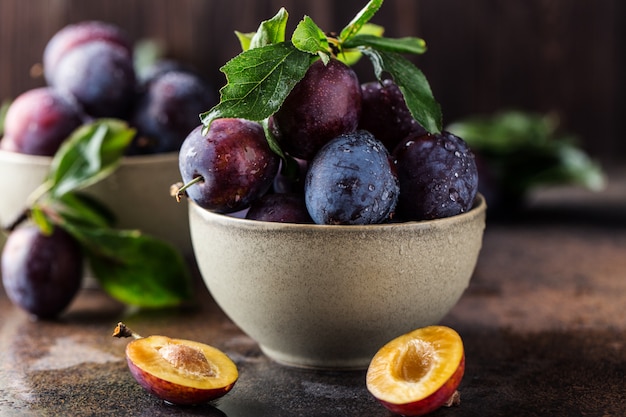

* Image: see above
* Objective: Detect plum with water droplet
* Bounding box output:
[305,130,399,225]
[393,131,478,221]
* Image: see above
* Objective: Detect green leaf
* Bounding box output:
[235,31,255,51]
[65,224,193,308]
[292,16,331,64]
[55,192,117,229]
[339,0,384,42]
[336,23,384,65]
[343,34,427,55]
[447,111,606,193]
[249,7,289,49]
[361,48,442,133]
[200,42,312,128]
[46,119,135,198]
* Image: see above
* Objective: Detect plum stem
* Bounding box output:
[170,176,203,203]
[112,322,142,340]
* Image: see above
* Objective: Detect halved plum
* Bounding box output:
[366,326,464,416]
[114,323,238,405]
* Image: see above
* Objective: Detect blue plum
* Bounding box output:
[305,130,399,225]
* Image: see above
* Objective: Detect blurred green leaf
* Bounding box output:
[46,119,135,198]
[65,223,193,308]
[447,111,606,194]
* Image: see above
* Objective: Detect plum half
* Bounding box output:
[114,323,238,405]
[366,326,465,416]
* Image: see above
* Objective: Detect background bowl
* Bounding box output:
[0,149,190,254]
[189,194,487,370]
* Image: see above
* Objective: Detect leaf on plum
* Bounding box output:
[200,42,312,129]
[339,0,384,42]
[248,7,289,50]
[362,48,442,133]
[343,34,427,55]
[292,16,331,64]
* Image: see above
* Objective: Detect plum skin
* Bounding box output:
[49,40,137,119]
[305,130,399,225]
[127,357,236,406]
[43,20,132,85]
[178,119,280,213]
[0,87,84,156]
[376,355,464,416]
[245,193,313,224]
[359,78,426,151]
[128,70,217,154]
[273,58,362,160]
[1,224,83,319]
[393,131,479,221]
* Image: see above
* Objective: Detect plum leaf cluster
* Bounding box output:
[201,0,442,144]
[15,119,193,308]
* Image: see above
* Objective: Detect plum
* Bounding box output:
[393,131,478,221]
[1,224,83,319]
[49,40,136,119]
[245,193,313,224]
[0,87,84,156]
[305,130,399,225]
[43,20,132,85]
[272,58,362,160]
[359,79,426,151]
[178,119,280,213]
[128,70,217,154]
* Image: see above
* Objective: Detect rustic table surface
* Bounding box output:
[1,168,625,417]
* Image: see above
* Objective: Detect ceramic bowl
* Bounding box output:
[189,194,487,369]
[0,149,190,253]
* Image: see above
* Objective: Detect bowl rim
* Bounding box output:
[190,193,486,232]
[0,148,179,166]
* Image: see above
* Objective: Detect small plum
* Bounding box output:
[245,193,313,224]
[113,323,238,406]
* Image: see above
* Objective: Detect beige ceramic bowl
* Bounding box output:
[189,194,487,369]
[0,149,190,253]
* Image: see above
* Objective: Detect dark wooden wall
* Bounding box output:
[1,0,624,164]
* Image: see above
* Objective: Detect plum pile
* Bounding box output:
[1,21,211,319]
[0,20,217,157]
[178,57,479,225]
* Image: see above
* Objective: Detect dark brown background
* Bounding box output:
[1,0,624,165]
